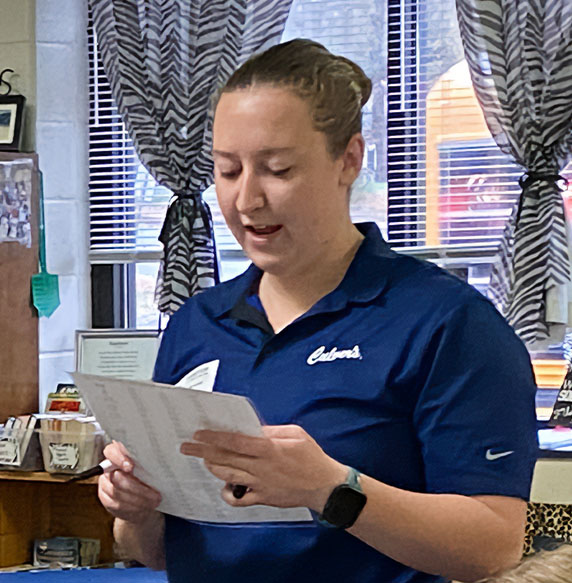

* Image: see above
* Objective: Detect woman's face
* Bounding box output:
[212,86,360,278]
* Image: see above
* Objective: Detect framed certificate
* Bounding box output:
[0,95,25,151]
[75,329,161,380]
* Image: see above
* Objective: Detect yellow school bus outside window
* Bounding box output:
[425,60,491,246]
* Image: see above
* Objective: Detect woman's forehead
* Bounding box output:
[213,87,320,152]
[214,87,312,132]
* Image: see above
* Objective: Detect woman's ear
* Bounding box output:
[339,133,366,188]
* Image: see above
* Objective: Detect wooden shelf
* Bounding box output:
[0,471,98,485]
[0,155,114,569]
[0,471,114,567]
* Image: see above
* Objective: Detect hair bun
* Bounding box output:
[336,55,372,108]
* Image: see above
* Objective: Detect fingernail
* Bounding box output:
[122,460,133,471]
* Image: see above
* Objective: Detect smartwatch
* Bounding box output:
[317,466,367,529]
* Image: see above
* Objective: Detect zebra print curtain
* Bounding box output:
[89,0,293,314]
[456,0,572,347]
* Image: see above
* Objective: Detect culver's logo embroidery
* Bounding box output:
[306,345,363,365]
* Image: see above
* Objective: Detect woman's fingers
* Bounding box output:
[109,469,161,501]
[103,441,134,472]
[98,484,158,523]
[192,430,269,457]
[97,441,161,524]
[203,461,254,487]
[99,472,160,509]
[179,442,203,457]
[180,441,255,470]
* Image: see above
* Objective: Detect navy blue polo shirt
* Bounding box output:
[153,222,538,583]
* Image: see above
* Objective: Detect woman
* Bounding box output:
[99,39,538,582]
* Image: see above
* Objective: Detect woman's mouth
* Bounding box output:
[245,225,282,236]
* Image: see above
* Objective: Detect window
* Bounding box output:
[88,1,572,331]
[88,1,388,328]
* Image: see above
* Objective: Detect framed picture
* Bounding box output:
[0,95,25,151]
[75,329,161,381]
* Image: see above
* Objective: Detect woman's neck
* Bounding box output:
[258,227,364,333]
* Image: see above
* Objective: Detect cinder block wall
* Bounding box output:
[0,0,36,150]
[0,0,91,409]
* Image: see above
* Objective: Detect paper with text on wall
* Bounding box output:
[71,369,312,523]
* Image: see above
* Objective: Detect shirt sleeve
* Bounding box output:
[412,293,538,500]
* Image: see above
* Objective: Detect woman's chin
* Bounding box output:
[245,250,292,276]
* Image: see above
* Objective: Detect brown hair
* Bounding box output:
[214,39,372,158]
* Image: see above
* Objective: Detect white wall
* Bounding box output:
[0,0,36,151]
[36,0,91,408]
[0,0,91,408]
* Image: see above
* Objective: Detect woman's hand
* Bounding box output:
[98,441,162,524]
[180,425,347,511]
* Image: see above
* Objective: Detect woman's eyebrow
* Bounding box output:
[212,147,296,158]
[257,147,296,157]
[212,150,237,159]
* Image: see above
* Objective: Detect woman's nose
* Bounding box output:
[235,171,265,214]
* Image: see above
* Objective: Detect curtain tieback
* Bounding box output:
[159,193,199,244]
[159,191,212,245]
[518,172,568,192]
[515,172,569,224]
[173,191,201,201]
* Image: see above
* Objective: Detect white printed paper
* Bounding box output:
[77,335,159,380]
[48,443,79,470]
[72,370,312,524]
[175,360,219,392]
[0,437,20,465]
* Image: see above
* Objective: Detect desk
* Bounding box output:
[531,458,572,504]
[0,472,115,568]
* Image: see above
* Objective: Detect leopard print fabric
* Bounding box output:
[525,502,572,555]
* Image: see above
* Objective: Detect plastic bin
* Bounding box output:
[36,428,105,474]
[0,424,44,471]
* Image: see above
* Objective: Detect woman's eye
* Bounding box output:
[218,169,240,179]
[271,167,291,177]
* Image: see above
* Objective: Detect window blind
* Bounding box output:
[282,0,388,232]
[386,0,572,251]
[88,1,388,261]
[88,23,169,259]
[89,2,571,262]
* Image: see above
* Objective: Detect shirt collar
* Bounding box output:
[305,222,393,316]
[211,263,262,319]
[214,222,394,320]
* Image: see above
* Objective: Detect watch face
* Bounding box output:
[321,484,367,529]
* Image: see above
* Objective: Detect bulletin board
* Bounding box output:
[0,152,39,422]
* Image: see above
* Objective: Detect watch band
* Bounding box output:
[345,466,362,491]
[317,466,367,529]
